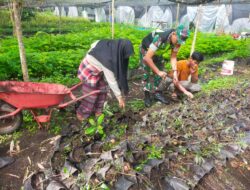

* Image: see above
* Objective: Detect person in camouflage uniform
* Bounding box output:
[140,25,190,107]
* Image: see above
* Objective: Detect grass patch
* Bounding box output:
[201,76,238,93]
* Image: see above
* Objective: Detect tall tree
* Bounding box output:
[11,0,29,81]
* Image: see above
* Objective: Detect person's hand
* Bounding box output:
[190,66,197,74]
[157,71,167,79]
[118,96,125,109]
[185,91,194,99]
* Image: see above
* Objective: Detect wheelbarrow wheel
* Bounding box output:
[0,101,23,135]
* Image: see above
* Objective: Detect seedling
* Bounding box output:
[194,153,205,165]
[84,114,106,139]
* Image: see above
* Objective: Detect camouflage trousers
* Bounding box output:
[140,47,164,92]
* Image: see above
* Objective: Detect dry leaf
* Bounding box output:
[230,160,239,168]
[23,167,29,183]
[247,166,250,171]
[16,141,20,153]
[124,162,131,173]
[40,147,47,152]
[37,163,45,170]
[6,173,20,179]
[27,156,32,165]
[9,140,15,154]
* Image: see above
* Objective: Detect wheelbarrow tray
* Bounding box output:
[0,81,70,109]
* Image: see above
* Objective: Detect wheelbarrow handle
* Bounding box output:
[0,107,22,119]
[58,90,101,108]
[69,82,83,91]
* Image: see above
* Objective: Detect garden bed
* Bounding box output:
[0,58,250,189]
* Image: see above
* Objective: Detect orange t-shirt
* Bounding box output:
[168,60,198,81]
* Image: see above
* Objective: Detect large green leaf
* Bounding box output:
[97,114,105,125]
[85,126,96,136]
[88,118,96,126]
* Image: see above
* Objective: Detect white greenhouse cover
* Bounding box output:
[51,1,250,33]
[181,5,230,32]
[116,6,135,24]
[95,8,106,22]
[81,10,88,19]
[162,8,173,29]
[230,18,250,33]
[54,6,60,16]
[68,6,78,17]
[215,5,231,33]
[138,6,164,29]
[54,6,67,16]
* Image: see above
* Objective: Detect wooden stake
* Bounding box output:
[111,0,115,39]
[12,0,29,81]
[190,5,202,57]
[176,3,180,27]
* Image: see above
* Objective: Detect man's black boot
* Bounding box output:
[154,92,170,104]
[144,91,151,107]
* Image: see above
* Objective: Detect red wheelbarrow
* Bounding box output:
[0,81,100,134]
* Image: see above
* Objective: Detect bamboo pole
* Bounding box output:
[190,5,202,57]
[12,0,29,81]
[176,3,180,27]
[111,0,115,39]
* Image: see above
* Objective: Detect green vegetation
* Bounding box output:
[0,10,249,145]
[126,99,145,112]
[0,131,22,144]
[135,144,163,172]
[1,10,249,84]
[201,76,238,93]
[84,114,106,139]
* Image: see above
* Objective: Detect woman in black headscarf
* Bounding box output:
[76,39,134,121]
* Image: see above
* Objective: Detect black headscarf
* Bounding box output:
[88,39,134,95]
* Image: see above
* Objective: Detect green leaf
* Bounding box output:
[85,126,96,135]
[88,118,96,126]
[63,167,68,174]
[97,114,105,125]
[100,183,110,190]
[97,125,104,135]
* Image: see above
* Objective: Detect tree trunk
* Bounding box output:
[12,0,29,81]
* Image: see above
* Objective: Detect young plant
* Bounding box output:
[194,152,205,165]
[146,145,163,160]
[84,114,106,138]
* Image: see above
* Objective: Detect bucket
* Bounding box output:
[221,60,235,75]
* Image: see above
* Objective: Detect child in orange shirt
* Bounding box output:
[166,51,204,98]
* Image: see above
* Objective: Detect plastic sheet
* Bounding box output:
[215,5,231,33]
[96,164,111,179]
[0,157,15,169]
[164,176,189,190]
[115,176,135,190]
[95,8,106,22]
[68,6,78,17]
[138,6,165,29]
[190,164,207,183]
[230,18,250,33]
[81,10,88,19]
[116,6,135,24]
[54,7,60,16]
[46,181,66,190]
[23,172,46,190]
[60,161,78,180]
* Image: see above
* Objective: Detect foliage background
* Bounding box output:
[0,10,249,85]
